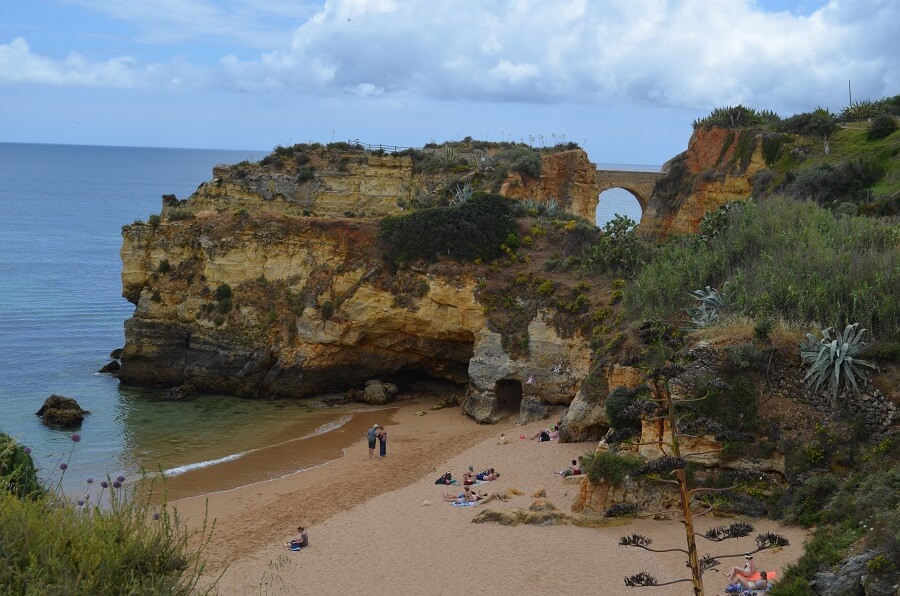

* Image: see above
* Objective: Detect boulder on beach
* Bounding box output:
[35,394,89,429]
[360,380,399,405]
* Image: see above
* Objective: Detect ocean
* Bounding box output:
[0,142,653,498]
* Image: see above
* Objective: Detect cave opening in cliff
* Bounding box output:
[386,369,465,395]
[595,188,643,228]
[494,379,522,419]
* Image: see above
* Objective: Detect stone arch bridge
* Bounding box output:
[594,169,665,213]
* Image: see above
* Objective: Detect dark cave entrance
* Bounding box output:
[386,369,465,397]
[495,378,523,419]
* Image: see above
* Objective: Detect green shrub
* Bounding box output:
[320,300,335,320]
[626,198,900,341]
[787,158,885,206]
[867,115,898,141]
[296,165,316,181]
[605,386,647,429]
[582,214,650,277]
[148,214,162,228]
[213,284,232,301]
[582,451,643,486]
[0,433,215,595]
[692,105,775,129]
[783,474,840,526]
[777,107,838,139]
[157,259,171,274]
[380,193,517,265]
[754,319,773,343]
[0,434,42,499]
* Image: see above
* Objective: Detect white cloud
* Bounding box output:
[7,0,899,113]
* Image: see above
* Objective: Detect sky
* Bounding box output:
[1,0,898,164]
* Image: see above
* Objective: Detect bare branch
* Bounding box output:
[624,572,694,588]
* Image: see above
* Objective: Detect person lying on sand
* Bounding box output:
[442,486,489,503]
[476,468,499,481]
[732,570,768,591]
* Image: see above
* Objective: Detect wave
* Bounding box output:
[162,451,250,477]
[161,413,354,477]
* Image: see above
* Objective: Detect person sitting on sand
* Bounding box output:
[559,458,581,477]
[499,432,509,445]
[285,526,309,550]
[531,425,558,442]
[733,570,768,591]
[725,553,756,582]
[435,471,456,485]
[462,466,479,485]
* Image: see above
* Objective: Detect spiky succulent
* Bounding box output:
[703,523,754,541]
[800,323,877,401]
[624,572,659,587]
[686,285,726,328]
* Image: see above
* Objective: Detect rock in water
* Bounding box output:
[99,360,120,374]
[167,383,197,401]
[35,395,89,429]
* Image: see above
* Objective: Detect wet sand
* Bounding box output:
[173,399,807,595]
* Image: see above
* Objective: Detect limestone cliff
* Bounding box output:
[120,141,630,422]
[640,126,769,238]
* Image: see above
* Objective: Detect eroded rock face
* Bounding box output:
[499,149,601,221]
[559,364,645,442]
[36,395,89,429]
[640,126,768,239]
[463,311,592,423]
[120,216,485,398]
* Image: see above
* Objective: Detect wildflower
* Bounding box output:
[59,463,68,470]
[100,480,109,488]
[71,433,81,442]
[86,478,94,484]
[116,475,126,483]
[153,512,160,520]
[23,446,32,454]
[113,481,122,489]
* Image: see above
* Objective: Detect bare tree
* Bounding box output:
[618,366,789,596]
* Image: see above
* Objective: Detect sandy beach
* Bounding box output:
[174,398,807,596]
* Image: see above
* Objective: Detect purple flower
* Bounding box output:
[116,475,126,483]
[71,433,81,442]
[77,499,84,506]
[23,446,32,454]
[113,481,122,489]
[59,463,68,471]
[86,478,94,484]
[152,512,160,520]
[100,480,109,488]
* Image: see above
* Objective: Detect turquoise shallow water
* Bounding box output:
[0,143,348,495]
[0,142,655,496]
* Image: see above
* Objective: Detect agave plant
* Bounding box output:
[450,182,473,206]
[685,285,726,328]
[840,99,883,121]
[800,323,877,405]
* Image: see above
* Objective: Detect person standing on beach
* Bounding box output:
[367,424,379,459]
[378,425,387,457]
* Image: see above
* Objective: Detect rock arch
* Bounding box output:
[594,169,664,213]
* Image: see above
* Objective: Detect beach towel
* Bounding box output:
[452,500,481,507]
